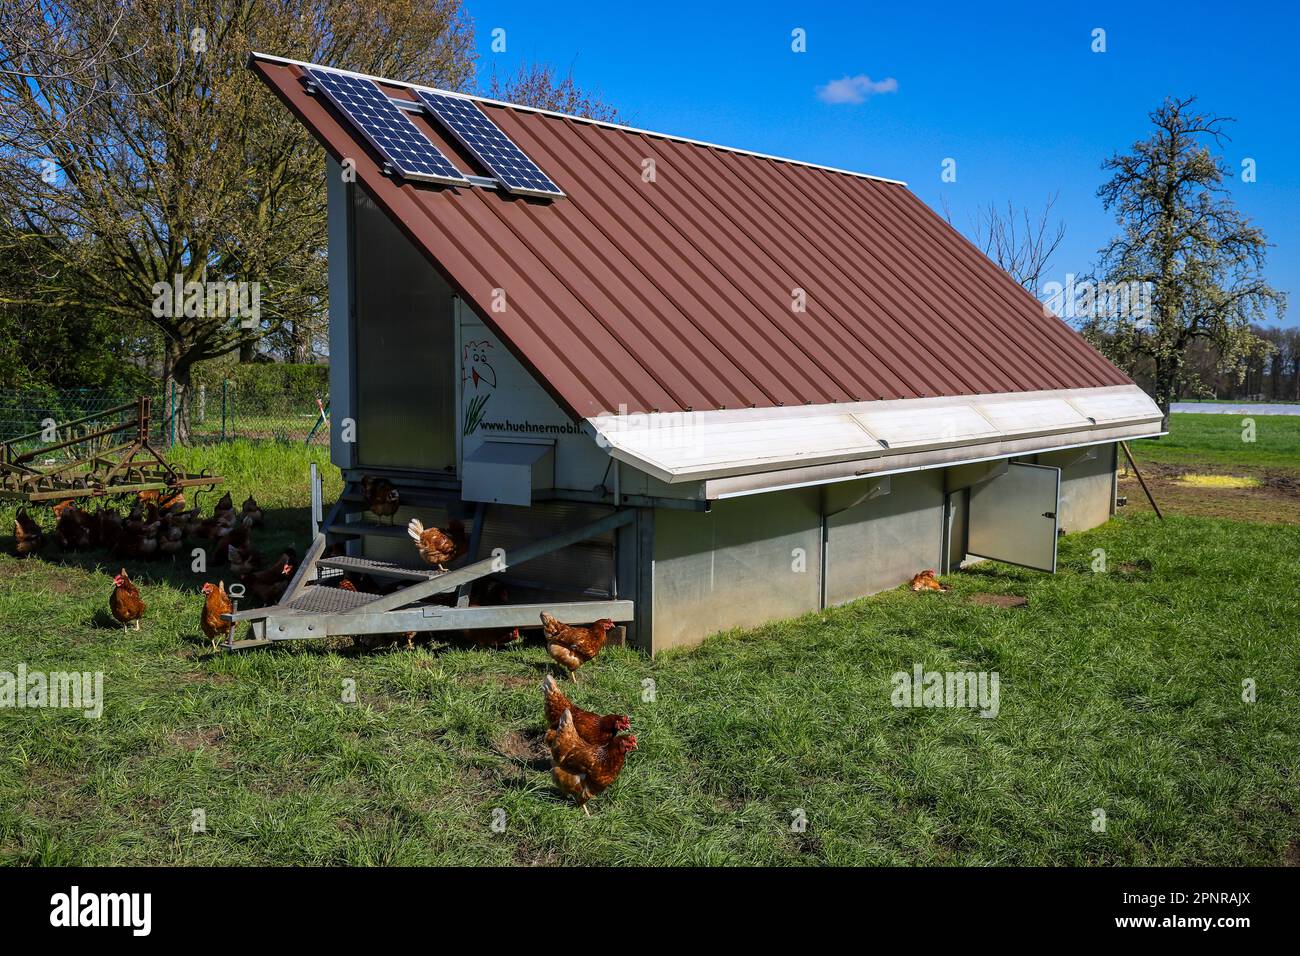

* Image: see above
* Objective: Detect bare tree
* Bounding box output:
[944,193,1066,292]
[486,61,621,123]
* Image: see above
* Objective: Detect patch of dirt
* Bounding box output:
[169,726,226,751]
[969,594,1028,608]
[1120,462,1300,524]
[493,728,548,763]
[1285,841,1300,867]
[1117,560,1153,579]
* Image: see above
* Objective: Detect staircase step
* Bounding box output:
[285,584,385,614]
[317,554,442,582]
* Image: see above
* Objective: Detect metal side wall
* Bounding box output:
[650,488,821,653]
[823,470,945,606]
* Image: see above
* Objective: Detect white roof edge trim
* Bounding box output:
[709,431,1168,500]
[587,384,1162,485]
[250,52,907,187]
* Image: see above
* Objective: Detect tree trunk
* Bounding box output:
[1153,356,1178,429]
[164,340,195,446]
[239,339,255,363]
[289,320,311,364]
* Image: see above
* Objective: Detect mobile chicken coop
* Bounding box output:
[237,53,1164,653]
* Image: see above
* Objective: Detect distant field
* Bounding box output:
[1129,412,1300,473]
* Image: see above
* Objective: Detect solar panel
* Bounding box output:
[306,67,468,186]
[415,89,564,199]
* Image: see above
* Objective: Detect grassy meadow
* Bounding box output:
[0,422,1296,866]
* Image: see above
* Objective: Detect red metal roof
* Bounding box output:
[252,54,1132,420]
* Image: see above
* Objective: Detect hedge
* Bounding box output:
[191,363,329,405]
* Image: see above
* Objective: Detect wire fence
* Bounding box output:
[0,385,330,450]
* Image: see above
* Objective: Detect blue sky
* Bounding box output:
[469,0,1296,328]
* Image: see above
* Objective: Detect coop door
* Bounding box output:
[967,462,1061,573]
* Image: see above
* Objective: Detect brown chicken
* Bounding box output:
[213,515,254,565]
[909,569,951,592]
[212,491,234,520]
[55,503,90,551]
[227,543,263,576]
[407,517,467,571]
[361,475,400,524]
[241,495,263,527]
[14,507,44,557]
[546,708,637,814]
[242,551,297,605]
[541,612,615,682]
[138,488,185,513]
[96,507,123,553]
[541,674,630,746]
[157,517,185,561]
[109,569,145,632]
[199,581,233,652]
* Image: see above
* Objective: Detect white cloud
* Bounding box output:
[816,74,899,105]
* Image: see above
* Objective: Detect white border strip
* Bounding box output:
[250,51,908,187]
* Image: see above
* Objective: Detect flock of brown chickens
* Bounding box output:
[13,489,295,651]
[358,475,637,811]
[17,475,638,810]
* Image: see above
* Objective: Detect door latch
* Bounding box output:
[1042,511,1056,519]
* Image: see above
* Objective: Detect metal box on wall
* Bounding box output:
[462,441,555,506]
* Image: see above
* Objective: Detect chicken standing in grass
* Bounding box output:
[407,517,467,572]
[541,612,615,682]
[200,582,233,652]
[541,674,629,745]
[212,491,234,521]
[362,475,400,525]
[109,569,145,632]
[13,507,44,557]
[546,708,637,814]
[241,495,264,527]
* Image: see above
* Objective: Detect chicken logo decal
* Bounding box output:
[462,339,497,436]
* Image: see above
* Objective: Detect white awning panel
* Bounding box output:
[588,384,1163,487]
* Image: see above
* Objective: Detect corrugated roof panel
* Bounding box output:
[252,54,1134,419]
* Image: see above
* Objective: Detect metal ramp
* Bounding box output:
[222,473,633,649]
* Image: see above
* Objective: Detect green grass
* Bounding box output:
[2,438,1298,863]
[1131,412,1300,473]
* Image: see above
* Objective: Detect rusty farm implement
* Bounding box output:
[0,397,222,505]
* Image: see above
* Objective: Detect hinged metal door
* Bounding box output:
[967,462,1061,572]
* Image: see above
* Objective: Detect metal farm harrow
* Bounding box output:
[0,397,221,504]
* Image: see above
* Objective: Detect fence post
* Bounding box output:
[198,384,206,425]
[169,381,177,448]
[221,380,229,442]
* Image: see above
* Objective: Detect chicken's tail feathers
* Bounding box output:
[407,518,425,542]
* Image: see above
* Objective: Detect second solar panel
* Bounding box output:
[416,89,564,199]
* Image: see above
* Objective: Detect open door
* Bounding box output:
[967,462,1061,572]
